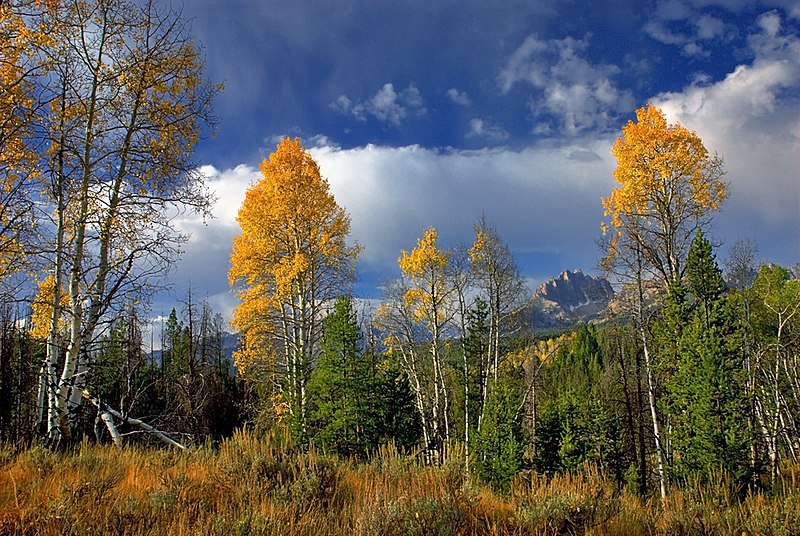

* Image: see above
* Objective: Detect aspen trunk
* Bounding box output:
[83,390,186,450]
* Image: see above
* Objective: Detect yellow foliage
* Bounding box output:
[29,276,69,340]
[399,227,449,279]
[229,138,359,369]
[0,3,40,283]
[602,104,727,232]
[600,104,727,280]
[507,333,575,369]
[397,227,451,326]
[533,334,575,362]
[469,228,488,264]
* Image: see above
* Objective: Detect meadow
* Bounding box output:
[1,429,799,536]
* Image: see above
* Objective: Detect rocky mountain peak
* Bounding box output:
[529,269,615,329]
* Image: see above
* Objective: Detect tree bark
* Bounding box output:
[83,390,186,450]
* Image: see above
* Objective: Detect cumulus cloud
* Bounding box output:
[164,8,799,320]
[163,141,617,313]
[160,164,259,319]
[447,87,471,105]
[497,35,634,135]
[467,118,509,140]
[308,141,616,280]
[331,83,427,126]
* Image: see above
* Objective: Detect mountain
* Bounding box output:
[527,269,615,330]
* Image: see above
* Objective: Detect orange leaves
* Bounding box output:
[0,3,41,283]
[399,227,449,282]
[274,251,310,301]
[229,138,358,367]
[601,104,728,284]
[230,139,353,297]
[396,227,453,327]
[602,104,727,233]
[29,276,69,340]
[469,228,488,264]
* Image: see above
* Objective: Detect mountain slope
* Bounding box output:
[528,269,615,330]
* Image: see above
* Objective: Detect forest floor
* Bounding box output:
[1,430,798,535]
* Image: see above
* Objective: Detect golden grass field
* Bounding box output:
[1,430,798,535]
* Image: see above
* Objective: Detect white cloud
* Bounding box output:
[164,8,799,322]
[695,14,725,39]
[643,20,689,46]
[447,87,471,105]
[642,2,783,57]
[467,118,509,140]
[498,35,634,135]
[644,15,726,57]
[308,141,616,277]
[331,83,427,126]
[164,142,616,316]
[162,164,259,321]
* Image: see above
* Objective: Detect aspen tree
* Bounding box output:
[601,104,727,498]
[377,227,456,460]
[229,138,358,438]
[29,0,218,442]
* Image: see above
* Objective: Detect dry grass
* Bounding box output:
[0,433,797,535]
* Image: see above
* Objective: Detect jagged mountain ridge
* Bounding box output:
[529,269,615,330]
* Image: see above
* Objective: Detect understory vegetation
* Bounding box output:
[1,429,799,536]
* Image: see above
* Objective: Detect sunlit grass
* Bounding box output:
[1,431,797,535]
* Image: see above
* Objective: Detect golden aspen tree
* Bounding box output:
[378,227,455,459]
[600,104,728,499]
[229,138,358,437]
[29,0,218,443]
[0,1,42,284]
[602,103,727,287]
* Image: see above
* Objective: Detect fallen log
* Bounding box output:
[82,390,186,450]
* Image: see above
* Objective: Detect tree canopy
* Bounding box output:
[602,103,727,287]
[229,137,359,435]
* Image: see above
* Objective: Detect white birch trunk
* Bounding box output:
[83,390,186,450]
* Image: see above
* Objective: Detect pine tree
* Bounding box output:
[308,296,379,458]
[376,359,422,452]
[662,231,751,485]
[473,377,524,491]
[461,298,488,435]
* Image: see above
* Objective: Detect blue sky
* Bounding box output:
[160,0,800,322]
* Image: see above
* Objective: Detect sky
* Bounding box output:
[157,0,800,324]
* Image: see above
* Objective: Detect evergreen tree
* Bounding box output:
[376,359,422,452]
[161,308,188,375]
[662,231,751,485]
[686,229,727,328]
[473,377,524,491]
[308,296,379,457]
[461,298,488,436]
[532,328,625,481]
[532,400,566,474]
